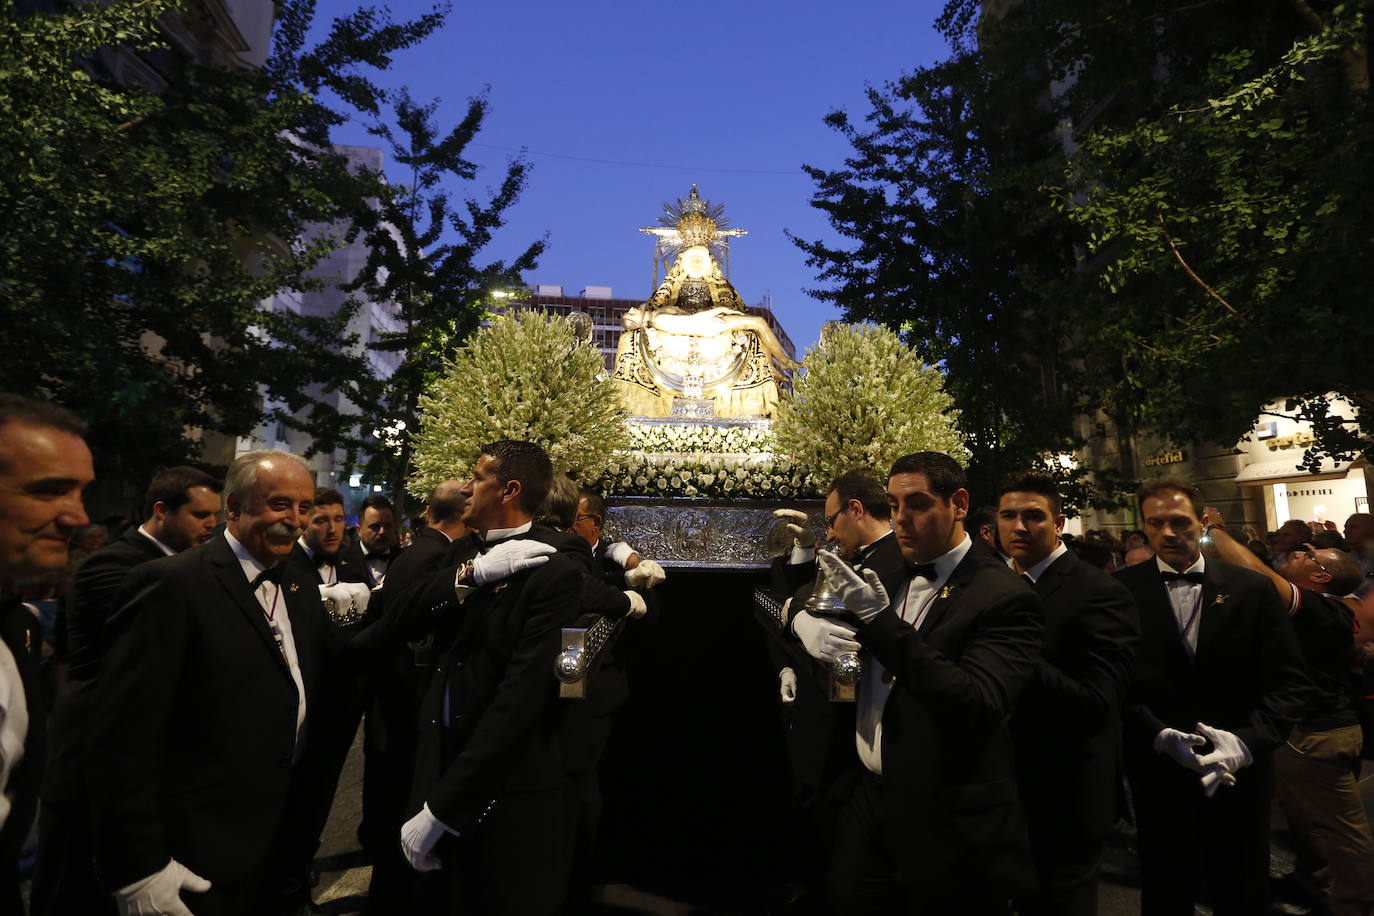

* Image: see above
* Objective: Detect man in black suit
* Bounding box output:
[87,449,336,915]
[265,485,375,912]
[35,465,222,916]
[361,479,469,913]
[0,394,94,914]
[996,469,1138,916]
[769,470,904,904]
[346,493,402,587]
[395,440,581,915]
[810,451,1042,914]
[284,487,368,588]
[1115,477,1310,915]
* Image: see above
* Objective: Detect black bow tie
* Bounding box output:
[252,565,284,589]
[1161,571,1205,585]
[907,562,939,582]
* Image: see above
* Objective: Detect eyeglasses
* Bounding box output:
[574,514,599,523]
[824,507,847,530]
[1292,543,1329,573]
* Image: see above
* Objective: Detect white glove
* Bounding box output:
[1195,722,1252,795]
[774,509,817,549]
[401,803,453,872]
[1152,727,1207,772]
[114,859,211,916]
[625,559,666,590]
[471,540,557,586]
[623,590,647,619]
[780,667,797,704]
[816,553,890,623]
[319,581,372,616]
[605,541,637,568]
[1200,766,1238,797]
[792,609,860,663]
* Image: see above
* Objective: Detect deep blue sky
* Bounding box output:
[321,1,952,354]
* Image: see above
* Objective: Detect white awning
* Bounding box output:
[1235,455,1358,486]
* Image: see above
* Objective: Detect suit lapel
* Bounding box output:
[207,537,292,679]
[1194,561,1230,661]
[916,550,980,636]
[1035,550,1076,603]
[282,574,320,694]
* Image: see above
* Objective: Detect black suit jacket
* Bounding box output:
[403,528,582,833]
[86,535,340,890]
[857,544,1042,896]
[1011,548,1139,840]
[283,541,368,587]
[0,595,44,906]
[1115,557,1310,766]
[45,528,168,805]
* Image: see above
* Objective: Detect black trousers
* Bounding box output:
[31,797,115,916]
[826,770,1011,916]
[1128,754,1273,916]
[431,789,566,916]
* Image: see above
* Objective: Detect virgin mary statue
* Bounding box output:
[611,188,798,419]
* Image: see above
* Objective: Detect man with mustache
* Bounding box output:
[87,449,336,915]
[0,394,94,913]
[35,465,222,916]
[997,469,1138,916]
[266,487,372,913]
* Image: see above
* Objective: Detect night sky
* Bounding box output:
[320,0,951,354]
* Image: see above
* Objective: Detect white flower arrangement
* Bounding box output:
[590,453,824,500]
[622,422,774,455]
[772,322,969,481]
[408,312,630,496]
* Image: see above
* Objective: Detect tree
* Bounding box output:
[0,0,445,484]
[790,39,1109,507]
[344,89,545,512]
[1045,1,1374,468]
[798,0,1374,504]
[772,322,968,482]
[408,312,628,498]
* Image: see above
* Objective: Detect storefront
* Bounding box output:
[1235,399,1369,531]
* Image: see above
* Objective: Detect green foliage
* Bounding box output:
[0,0,445,481]
[801,0,1374,504]
[345,90,544,510]
[772,323,968,483]
[409,312,629,496]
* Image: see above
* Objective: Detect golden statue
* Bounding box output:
[612,188,799,418]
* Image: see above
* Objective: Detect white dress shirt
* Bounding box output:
[1158,553,1206,654]
[856,533,973,775]
[297,536,340,585]
[136,525,177,557]
[0,635,27,830]
[226,531,307,750]
[360,539,391,586]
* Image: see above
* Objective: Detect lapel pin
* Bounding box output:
[493,582,509,594]
[289,583,299,593]
[939,586,952,600]
[1213,594,1228,605]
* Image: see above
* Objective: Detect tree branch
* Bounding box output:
[1154,214,1243,320]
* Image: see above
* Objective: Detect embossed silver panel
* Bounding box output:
[604,498,824,568]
